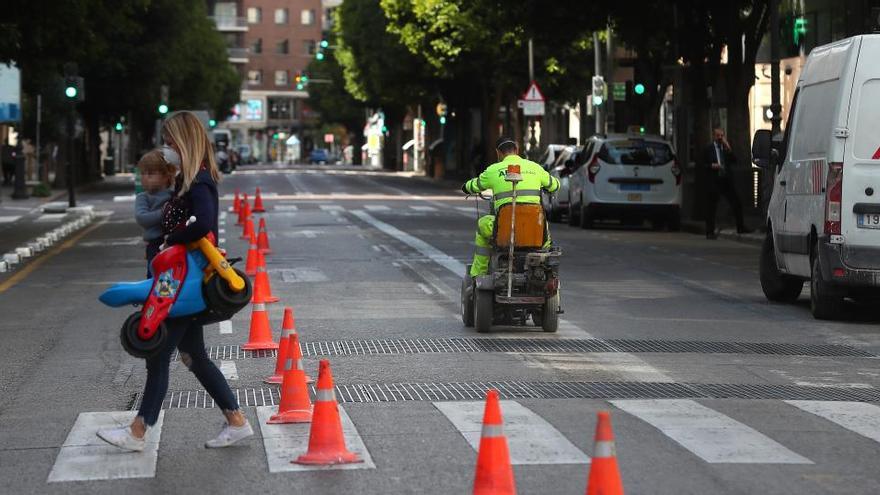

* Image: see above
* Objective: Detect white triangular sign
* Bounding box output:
[522,81,545,101]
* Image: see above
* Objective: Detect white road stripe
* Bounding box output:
[0,215,21,223]
[219,361,238,380]
[219,320,233,334]
[786,401,880,444]
[364,205,390,211]
[320,205,343,212]
[35,213,66,222]
[276,267,328,283]
[410,205,437,211]
[434,400,589,465]
[275,204,299,211]
[417,283,433,295]
[47,411,165,482]
[611,400,812,464]
[255,405,375,472]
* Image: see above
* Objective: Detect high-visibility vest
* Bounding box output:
[463,154,559,209]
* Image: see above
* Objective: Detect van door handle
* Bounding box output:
[779,180,787,186]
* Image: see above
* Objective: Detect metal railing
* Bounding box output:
[227,47,250,59]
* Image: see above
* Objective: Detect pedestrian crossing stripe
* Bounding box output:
[255,405,375,472]
[364,205,390,211]
[319,205,343,211]
[47,411,165,482]
[410,205,437,211]
[0,215,21,223]
[786,400,880,444]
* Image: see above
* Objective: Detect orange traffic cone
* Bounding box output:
[232,188,240,214]
[245,232,260,276]
[236,197,246,225]
[253,251,279,303]
[257,217,272,254]
[473,389,516,495]
[253,187,266,213]
[265,307,295,384]
[293,360,363,465]
[585,411,624,495]
[268,334,313,423]
[242,296,278,351]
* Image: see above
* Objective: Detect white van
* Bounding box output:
[754,34,880,320]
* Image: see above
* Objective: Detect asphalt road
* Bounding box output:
[2,164,880,494]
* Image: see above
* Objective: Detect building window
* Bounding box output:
[247,70,262,85]
[274,8,288,24]
[304,40,317,55]
[276,39,289,54]
[274,70,288,86]
[301,9,316,25]
[268,97,296,120]
[247,7,261,24]
[250,38,262,54]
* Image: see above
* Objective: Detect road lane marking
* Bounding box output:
[219,320,233,334]
[611,399,812,464]
[364,204,390,212]
[320,205,343,212]
[786,401,880,444]
[255,405,375,472]
[434,400,589,465]
[276,268,328,283]
[220,361,238,380]
[418,283,433,294]
[47,411,164,482]
[0,215,21,223]
[410,205,437,211]
[35,213,66,222]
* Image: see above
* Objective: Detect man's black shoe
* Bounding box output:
[706,232,718,240]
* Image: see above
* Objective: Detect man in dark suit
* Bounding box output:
[703,127,751,239]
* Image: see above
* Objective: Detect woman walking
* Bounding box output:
[98,111,253,451]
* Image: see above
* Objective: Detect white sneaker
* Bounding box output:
[205,420,254,448]
[96,426,146,452]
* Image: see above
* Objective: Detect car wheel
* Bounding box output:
[579,204,594,229]
[759,232,803,302]
[810,245,844,320]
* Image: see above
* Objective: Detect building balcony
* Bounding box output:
[227,47,249,64]
[210,15,248,32]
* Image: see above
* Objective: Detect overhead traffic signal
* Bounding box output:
[114,121,123,132]
[158,104,169,115]
[316,51,325,61]
[633,83,646,95]
[158,84,169,115]
[64,76,85,102]
[320,39,329,49]
[591,75,605,106]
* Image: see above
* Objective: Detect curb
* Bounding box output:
[681,220,764,246]
[0,206,97,274]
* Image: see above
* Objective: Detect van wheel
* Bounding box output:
[760,233,803,302]
[811,248,844,320]
[579,205,594,229]
[567,202,579,226]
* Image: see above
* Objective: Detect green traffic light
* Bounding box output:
[439,116,447,125]
[272,133,279,140]
[639,126,646,134]
[208,119,217,128]
[65,86,77,98]
[301,75,309,83]
[158,103,169,114]
[634,83,646,95]
[296,83,304,90]
[114,122,123,132]
[592,96,603,106]
[381,125,388,133]
[793,17,807,45]
[320,40,329,49]
[316,52,325,61]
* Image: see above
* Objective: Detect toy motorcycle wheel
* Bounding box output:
[120,312,168,359]
[204,267,252,312]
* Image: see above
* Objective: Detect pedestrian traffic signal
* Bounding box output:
[158,104,169,115]
[633,83,646,95]
[114,122,123,132]
[65,86,77,98]
[316,52,325,61]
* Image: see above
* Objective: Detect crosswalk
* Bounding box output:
[46,398,880,482]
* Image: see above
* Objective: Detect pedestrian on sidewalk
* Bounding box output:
[134,149,176,276]
[702,127,751,239]
[98,111,253,452]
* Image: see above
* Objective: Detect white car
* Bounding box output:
[542,145,579,222]
[567,134,681,229]
[754,34,880,320]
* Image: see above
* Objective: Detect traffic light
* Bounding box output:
[158,104,169,115]
[158,84,169,115]
[64,76,84,102]
[316,51,325,61]
[208,119,217,128]
[320,39,329,49]
[793,16,807,45]
[591,75,605,106]
[114,121,123,132]
[439,116,447,125]
[633,83,646,95]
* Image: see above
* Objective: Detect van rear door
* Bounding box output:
[842,35,880,269]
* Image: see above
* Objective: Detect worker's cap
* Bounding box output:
[495,137,517,150]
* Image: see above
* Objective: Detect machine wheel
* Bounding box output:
[204,267,252,312]
[461,275,475,327]
[542,294,559,333]
[760,232,803,302]
[810,246,843,320]
[120,312,168,359]
[474,289,493,333]
[579,205,594,229]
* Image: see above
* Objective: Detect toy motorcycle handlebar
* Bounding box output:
[181,216,246,293]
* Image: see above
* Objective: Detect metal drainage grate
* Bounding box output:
[172,346,276,361]
[133,381,880,409]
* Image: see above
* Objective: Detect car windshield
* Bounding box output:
[598,139,673,166]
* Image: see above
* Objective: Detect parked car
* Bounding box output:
[309,148,331,164]
[753,34,880,320]
[538,144,570,170]
[542,145,579,222]
[567,133,681,230]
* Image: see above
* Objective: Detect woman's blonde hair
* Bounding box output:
[161,111,220,194]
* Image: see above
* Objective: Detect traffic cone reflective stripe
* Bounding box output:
[245,233,259,276]
[473,389,516,495]
[267,307,296,383]
[257,217,272,254]
[293,360,363,465]
[242,301,278,350]
[268,335,312,423]
[233,189,240,214]
[585,411,624,495]
[253,187,266,212]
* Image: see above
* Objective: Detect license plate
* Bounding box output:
[627,193,643,202]
[619,183,650,192]
[858,213,880,229]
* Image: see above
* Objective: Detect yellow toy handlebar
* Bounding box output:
[189,237,247,292]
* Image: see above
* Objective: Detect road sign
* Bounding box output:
[612,83,626,102]
[519,80,545,116]
[324,133,334,144]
